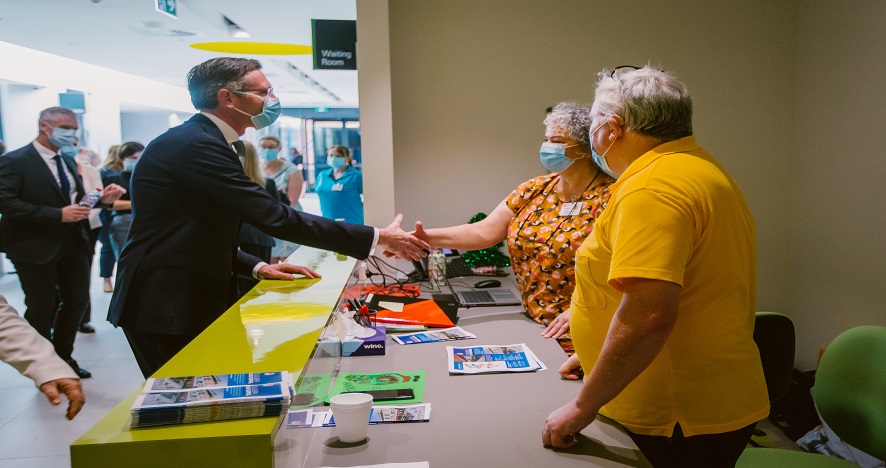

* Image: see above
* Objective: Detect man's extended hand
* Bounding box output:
[542,399,598,449]
[61,205,92,223]
[99,183,126,205]
[39,378,85,420]
[377,214,429,261]
[542,309,571,339]
[258,263,321,280]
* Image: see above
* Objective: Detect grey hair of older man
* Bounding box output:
[591,66,693,143]
[543,102,593,149]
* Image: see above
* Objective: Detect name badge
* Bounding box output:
[559,202,584,217]
[332,183,344,192]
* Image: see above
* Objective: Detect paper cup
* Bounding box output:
[330,393,373,443]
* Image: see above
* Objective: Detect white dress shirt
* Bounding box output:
[33,141,77,204]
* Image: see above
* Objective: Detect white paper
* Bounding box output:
[378,301,404,312]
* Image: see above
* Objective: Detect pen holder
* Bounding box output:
[353,309,377,328]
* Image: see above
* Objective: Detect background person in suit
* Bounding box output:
[0,295,84,420]
[0,107,125,378]
[108,57,428,378]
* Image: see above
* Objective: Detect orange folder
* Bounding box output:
[375,299,455,328]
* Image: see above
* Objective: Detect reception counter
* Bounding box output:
[72,249,647,467]
[71,247,355,467]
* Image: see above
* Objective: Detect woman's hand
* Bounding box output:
[542,309,571,339]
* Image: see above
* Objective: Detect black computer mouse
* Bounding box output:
[473,279,501,289]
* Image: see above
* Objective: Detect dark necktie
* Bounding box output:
[53,155,71,202]
[232,140,246,157]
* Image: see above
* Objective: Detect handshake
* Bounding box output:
[376,214,430,261]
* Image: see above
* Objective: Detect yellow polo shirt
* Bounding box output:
[571,135,769,437]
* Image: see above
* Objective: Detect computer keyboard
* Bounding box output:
[445,256,475,278]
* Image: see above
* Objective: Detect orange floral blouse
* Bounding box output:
[505,173,613,324]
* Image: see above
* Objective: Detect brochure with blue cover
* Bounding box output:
[447,344,546,374]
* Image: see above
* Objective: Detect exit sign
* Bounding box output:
[155,0,177,19]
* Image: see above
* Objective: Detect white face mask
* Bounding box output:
[590,120,619,178]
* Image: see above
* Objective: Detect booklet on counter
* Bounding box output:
[447,344,547,374]
[392,326,476,345]
[287,403,432,429]
[130,371,293,428]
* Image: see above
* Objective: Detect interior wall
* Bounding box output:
[120,112,192,148]
[0,84,63,150]
[789,1,886,369]
[380,0,795,313]
[358,0,886,371]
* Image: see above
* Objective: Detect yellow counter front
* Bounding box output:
[71,247,355,467]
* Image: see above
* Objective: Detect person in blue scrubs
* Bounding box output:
[315,145,364,224]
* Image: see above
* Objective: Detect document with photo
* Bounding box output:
[144,372,289,392]
[392,326,476,345]
[447,344,546,374]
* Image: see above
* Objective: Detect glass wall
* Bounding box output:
[245,108,360,192]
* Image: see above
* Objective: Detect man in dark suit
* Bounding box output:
[0,107,125,378]
[109,57,428,378]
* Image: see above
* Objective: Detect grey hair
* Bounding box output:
[543,102,593,149]
[38,106,77,124]
[591,66,693,141]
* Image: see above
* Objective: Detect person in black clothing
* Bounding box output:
[237,141,278,296]
[0,107,125,378]
[101,142,144,260]
[108,57,428,378]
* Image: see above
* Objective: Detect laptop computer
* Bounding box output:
[444,275,521,308]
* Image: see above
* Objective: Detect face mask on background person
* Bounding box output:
[48,127,77,148]
[59,145,79,158]
[590,120,620,178]
[233,94,282,130]
[123,158,138,172]
[539,142,580,173]
[327,155,348,169]
[259,148,279,162]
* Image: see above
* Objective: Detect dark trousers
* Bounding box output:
[122,328,194,378]
[627,422,756,468]
[81,227,101,324]
[97,210,115,278]
[12,247,90,361]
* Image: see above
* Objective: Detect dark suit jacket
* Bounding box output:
[0,143,88,264]
[108,114,375,336]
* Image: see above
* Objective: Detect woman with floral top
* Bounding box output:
[414,102,614,353]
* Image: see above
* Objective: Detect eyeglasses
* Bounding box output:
[232,87,274,98]
[609,65,641,78]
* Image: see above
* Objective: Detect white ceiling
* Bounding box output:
[0,0,359,111]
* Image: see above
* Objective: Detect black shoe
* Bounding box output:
[78,322,96,333]
[64,359,92,379]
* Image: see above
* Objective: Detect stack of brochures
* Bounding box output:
[447,344,547,374]
[130,372,294,428]
[392,326,476,345]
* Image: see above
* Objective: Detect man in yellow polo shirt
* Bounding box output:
[542,66,769,467]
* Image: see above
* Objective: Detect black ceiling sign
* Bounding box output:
[311,19,357,70]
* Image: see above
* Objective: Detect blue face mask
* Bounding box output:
[59,145,79,158]
[234,95,281,130]
[48,127,77,148]
[326,155,348,169]
[259,148,279,162]
[539,142,576,173]
[590,121,620,178]
[123,158,138,172]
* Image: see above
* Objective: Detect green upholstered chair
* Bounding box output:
[738,325,886,467]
